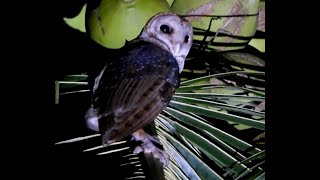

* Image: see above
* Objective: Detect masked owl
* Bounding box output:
[85,12,193,166]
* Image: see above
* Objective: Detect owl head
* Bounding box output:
[139,12,193,73]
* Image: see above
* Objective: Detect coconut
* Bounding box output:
[86,0,171,49]
[171,0,260,51]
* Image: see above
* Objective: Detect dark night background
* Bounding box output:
[0,0,174,178]
[43,0,166,179]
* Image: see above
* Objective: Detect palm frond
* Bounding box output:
[54,66,265,179]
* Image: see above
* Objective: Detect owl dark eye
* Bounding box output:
[184,35,189,43]
[160,24,172,34]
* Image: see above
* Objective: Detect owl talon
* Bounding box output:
[132,129,169,167]
[148,135,161,144]
[131,133,160,144]
[133,140,169,167]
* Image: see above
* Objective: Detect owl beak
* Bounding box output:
[173,44,181,55]
[175,56,185,73]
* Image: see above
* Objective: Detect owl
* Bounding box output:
[85,12,193,166]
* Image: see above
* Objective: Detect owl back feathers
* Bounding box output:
[86,40,180,145]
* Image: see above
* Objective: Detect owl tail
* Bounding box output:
[85,106,99,132]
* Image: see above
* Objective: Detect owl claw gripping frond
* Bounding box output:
[132,129,169,167]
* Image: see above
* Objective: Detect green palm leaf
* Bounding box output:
[54,68,265,179]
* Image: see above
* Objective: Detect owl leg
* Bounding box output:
[131,129,169,167]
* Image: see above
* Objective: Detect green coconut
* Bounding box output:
[86,0,171,49]
[171,0,260,51]
[166,0,175,6]
[248,1,265,52]
[63,3,87,33]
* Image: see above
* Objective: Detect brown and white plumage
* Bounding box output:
[85,12,193,166]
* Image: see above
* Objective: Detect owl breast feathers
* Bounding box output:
[86,40,180,145]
